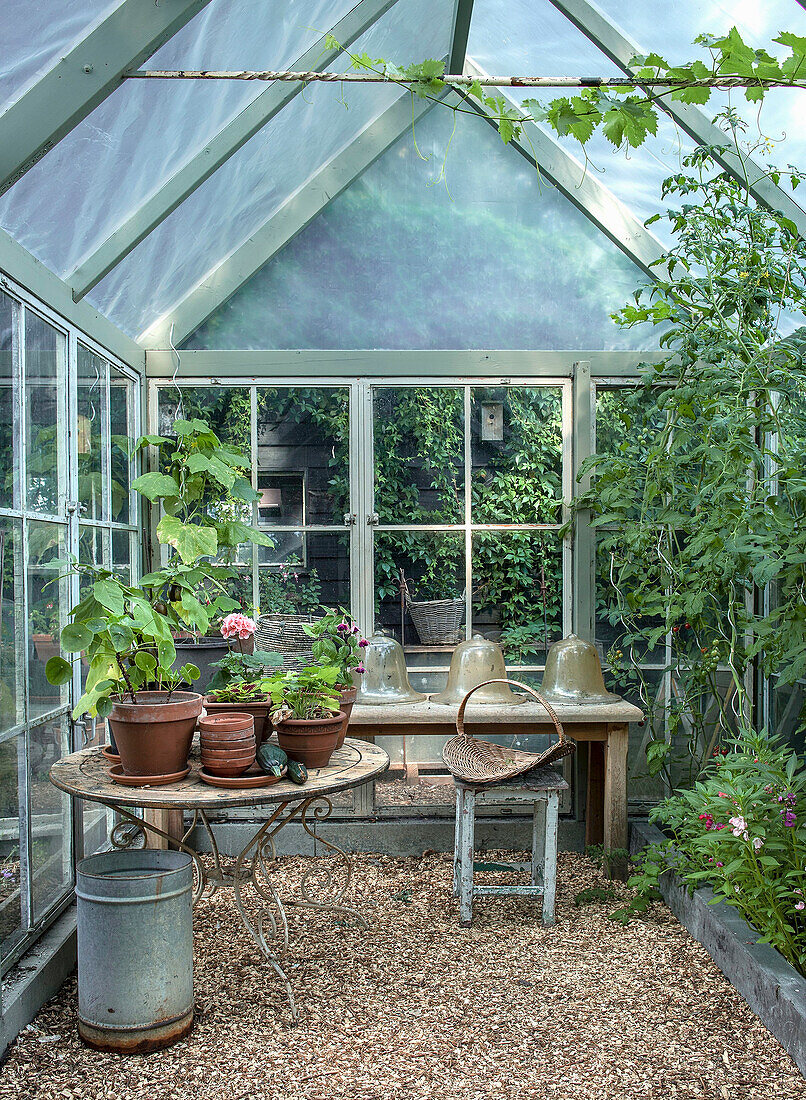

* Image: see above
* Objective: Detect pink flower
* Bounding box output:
[797,902,805,911]
[220,612,256,640]
[752,837,763,850]
[729,815,748,838]
[359,638,369,647]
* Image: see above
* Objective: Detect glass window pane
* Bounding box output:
[111,527,132,585]
[0,290,15,510]
[258,532,349,617]
[0,734,24,957]
[374,531,465,650]
[472,532,563,664]
[110,365,133,524]
[471,387,563,524]
[0,519,23,734]
[25,310,66,515]
[27,521,68,719]
[158,385,250,449]
[257,387,349,525]
[30,713,72,920]
[374,388,464,522]
[77,344,107,522]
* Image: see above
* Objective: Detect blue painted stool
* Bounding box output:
[452,766,568,926]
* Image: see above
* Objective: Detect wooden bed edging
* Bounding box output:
[631,820,806,1077]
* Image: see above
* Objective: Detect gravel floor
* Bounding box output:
[1,850,803,1100]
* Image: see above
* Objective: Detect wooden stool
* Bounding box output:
[452,766,568,926]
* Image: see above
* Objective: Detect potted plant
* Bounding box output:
[46,418,272,780]
[263,664,344,769]
[203,616,283,743]
[303,608,367,748]
[136,417,273,691]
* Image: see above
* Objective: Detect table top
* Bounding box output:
[49,737,389,811]
[350,698,643,725]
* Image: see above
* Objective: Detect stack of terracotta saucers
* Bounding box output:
[198,713,256,777]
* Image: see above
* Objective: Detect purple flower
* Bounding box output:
[355,665,365,674]
[784,810,797,827]
[336,623,348,634]
[359,638,369,647]
[351,625,359,634]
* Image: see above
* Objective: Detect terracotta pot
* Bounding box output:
[335,684,357,749]
[109,691,202,778]
[33,633,60,665]
[275,711,345,769]
[198,712,255,738]
[229,635,255,655]
[203,699,271,744]
[201,746,255,763]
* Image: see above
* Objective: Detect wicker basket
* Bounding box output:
[403,578,464,646]
[254,613,317,670]
[443,679,576,785]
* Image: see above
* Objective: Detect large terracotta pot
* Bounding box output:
[274,711,345,769]
[108,691,202,778]
[335,685,357,750]
[203,698,272,744]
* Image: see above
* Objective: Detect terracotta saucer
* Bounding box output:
[199,763,286,789]
[109,764,191,787]
[101,745,121,763]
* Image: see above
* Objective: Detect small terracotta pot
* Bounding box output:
[335,685,357,750]
[275,711,345,769]
[109,691,202,778]
[198,712,255,738]
[200,742,255,759]
[202,699,271,744]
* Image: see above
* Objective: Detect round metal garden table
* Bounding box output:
[50,737,389,1020]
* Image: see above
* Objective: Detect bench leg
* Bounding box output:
[542,792,559,926]
[455,787,475,925]
[531,798,544,886]
[452,788,462,897]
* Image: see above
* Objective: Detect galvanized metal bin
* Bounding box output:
[76,849,194,1053]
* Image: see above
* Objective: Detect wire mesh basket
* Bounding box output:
[402,577,465,646]
[443,679,577,784]
[254,613,317,670]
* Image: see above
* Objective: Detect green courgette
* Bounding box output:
[256,742,287,777]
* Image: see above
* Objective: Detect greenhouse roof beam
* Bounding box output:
[448,0,475,74]
[138,92,442,349]
[462,60,666,279]
[69,0,402,302]
[0,0,214,198]
[548,0,806,238]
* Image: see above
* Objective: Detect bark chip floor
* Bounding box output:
[1,851,802,1100]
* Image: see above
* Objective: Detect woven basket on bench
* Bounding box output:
[402,577,464,646]
[443,679,576,785]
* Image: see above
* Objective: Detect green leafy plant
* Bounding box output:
[570,131,806,782]
[206,679,270,703]
[262,665,342,720]
[47,418,274,716]
[615,730,806,976]
[303,608,367,686]
[205,649,283,694]
[30,599,59,635]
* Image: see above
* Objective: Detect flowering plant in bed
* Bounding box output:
[618,729,806,976]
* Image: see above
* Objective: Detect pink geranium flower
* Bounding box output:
[220,612,256,640]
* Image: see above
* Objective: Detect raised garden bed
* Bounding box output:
[632,820,806,1077]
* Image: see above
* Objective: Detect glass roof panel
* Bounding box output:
[0,1,122,111]
[588,0,806,195]
[467,0,700,246]
[0,0,357,279]
[88,0,455,338]
[184,105,658,351]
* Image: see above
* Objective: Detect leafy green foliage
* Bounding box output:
[573,137,806,778]
[303,608,367,685]
[206,649,283,694]
[618,731,806,976]
[262,664,342,720]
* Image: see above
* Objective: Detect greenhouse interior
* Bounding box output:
[2,0,806,1096]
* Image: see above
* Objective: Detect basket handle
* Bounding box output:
[456,678,565,744]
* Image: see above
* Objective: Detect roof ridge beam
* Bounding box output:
[448,0,476,74]
[462,58,666,278]
[138,92,442,349]
[547,0,806,237]
[0,0,215,197]
[69,0,402,302]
